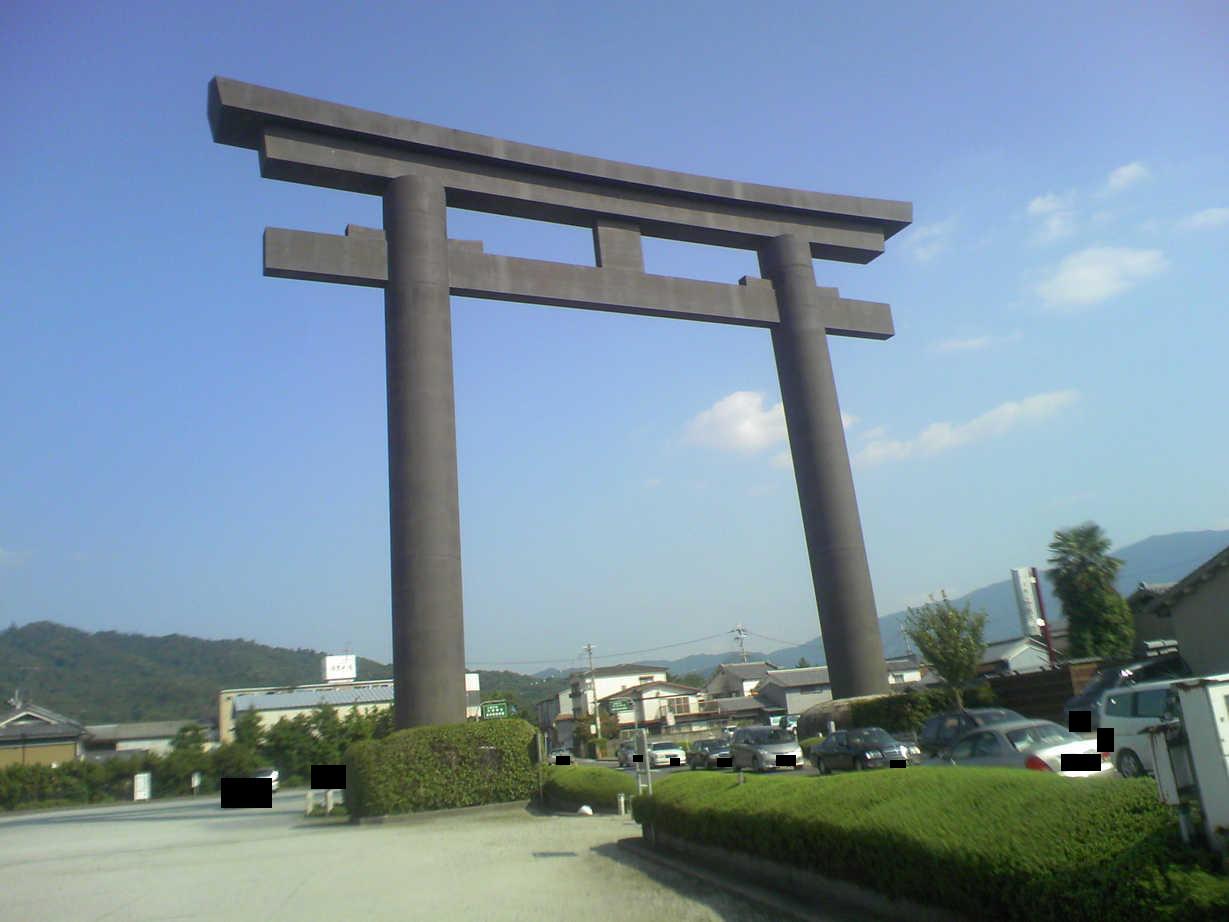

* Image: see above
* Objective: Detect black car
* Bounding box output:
[918,708,1025,757]
[1062,653,1191,730]
[686,738,730,770]
[812,727,909,773]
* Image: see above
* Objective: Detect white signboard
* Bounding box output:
[133,771,151,802]
[323,654,357,683]
[1010,567,1042,637]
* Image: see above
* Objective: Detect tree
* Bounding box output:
[903,592,987,709]
[667,671,708,689]
[1047,522,1134,659]
[233,710,265,750]
[796,657,812,669]
[170,723,206,754]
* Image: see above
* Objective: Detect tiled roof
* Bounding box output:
[233,682,394,713]
[714,696,769,714]
[598,681,699,700]
[715,662,778,679]
[0,703,84,730]
[0,722,87,743]
[762,666,830,688]
[85,721,216,743]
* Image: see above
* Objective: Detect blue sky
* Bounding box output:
[3,2,1226,676]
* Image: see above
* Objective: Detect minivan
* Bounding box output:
[1097,677,1186,778]
[1064,653,1191,730]
[730,726,804,772]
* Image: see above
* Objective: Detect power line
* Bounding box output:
[466,630,731,669]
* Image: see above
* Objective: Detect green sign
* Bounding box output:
[480,699,509,719]
[608,698,633,714]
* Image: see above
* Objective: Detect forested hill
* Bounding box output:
[0,621,570,725]
[0,621,390,724]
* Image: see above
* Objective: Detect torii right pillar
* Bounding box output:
[760,234,889,700]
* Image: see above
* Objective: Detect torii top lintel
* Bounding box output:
[208,77,911,264]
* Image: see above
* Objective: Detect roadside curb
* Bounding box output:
[351,798,529,825]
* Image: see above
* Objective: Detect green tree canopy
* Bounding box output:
[904,592,987,709]
[1047,522,1134,658]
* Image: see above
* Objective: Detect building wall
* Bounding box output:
[571,670,666,715]
[785,689,832,714]
[0,740,78,767]
[1174,566,1229,677]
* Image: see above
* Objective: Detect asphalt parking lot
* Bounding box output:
[0,790,831,922]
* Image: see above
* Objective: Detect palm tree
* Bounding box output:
[1047,522,1133,659]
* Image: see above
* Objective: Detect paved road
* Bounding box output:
[0,791,813,922]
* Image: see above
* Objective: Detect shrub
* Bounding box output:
[632,769,1229,922]
[344,718,536,819]
[540,764,636,813]
[850,684,997,734]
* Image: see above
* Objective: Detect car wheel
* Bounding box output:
[853,758,865,772]
[818,758,831,776]
[1117,749,1145,778]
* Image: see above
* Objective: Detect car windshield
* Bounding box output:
[651,742,679,750]
[751,729,796,744]
[849,728,896,747]
[1006,723,1081,752]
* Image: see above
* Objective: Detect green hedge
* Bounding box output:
[632,769,1229,922]
[540,764,636,812]
[344,717,537,819]
[849,685,998,734]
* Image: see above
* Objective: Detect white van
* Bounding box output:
[1097,678,1184,778]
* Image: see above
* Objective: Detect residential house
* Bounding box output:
[83,721,219,761]
[567,663,668,717]
[703,662,779,699]
[1143,544,1229,677]
[535,688,574,749]
[752,667,833,716]
[598,680,700,729]
[1127,582,1179,651]
[0,701,88,768]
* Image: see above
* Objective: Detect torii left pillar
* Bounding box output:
[383,174,467,728]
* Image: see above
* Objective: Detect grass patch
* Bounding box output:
[540,764,636,812]
[634,768,1229,921]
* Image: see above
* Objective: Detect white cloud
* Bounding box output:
[1036,246,1168,308]
[1178,207,1229,230]
[1025,192,1075,243]
[854,390,1079,467]
[1027,193,1067,216]
[859,425,888,442]
[933,331,1021,353]
[1105,161,1149,193]
[684,392,856,457]
[684,391,785,453]
[903,218,956,263]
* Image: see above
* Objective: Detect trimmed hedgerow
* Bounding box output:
[540,764,636,813]
[344,718,536,819]
[633,768,1229,922]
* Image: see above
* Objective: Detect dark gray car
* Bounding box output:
[918,708,1025,757]
[813,727,908,773]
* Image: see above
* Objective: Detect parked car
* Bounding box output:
[934,719,1114,778]
[1063,653,1191,729]
[812,727,909,773]
[616,740,638,767]
[648,741,686,768]
[918,707,1026,757]
[252,767,279,792]
[547,746,573,764]
[1097,678,1187,777]
[686,738,731,770]
[731,726,804,772]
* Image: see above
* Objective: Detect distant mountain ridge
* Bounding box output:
[6,530,1223,722]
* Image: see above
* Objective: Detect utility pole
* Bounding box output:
[583,643,597,728]
[731,624,749,663]
[899,622,914,660]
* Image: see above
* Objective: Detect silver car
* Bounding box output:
[730,726,804,772]
[936,719,1116,778]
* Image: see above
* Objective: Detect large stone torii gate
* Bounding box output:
[208,77,913,728]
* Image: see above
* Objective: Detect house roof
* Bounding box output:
[761,666,830,688]
[1143,545,1229,617]
[599,681,699,701]
[568,663,668,680]
[713,661,779,680]
[981,636,1048,663]
[85,721,217,744]
[0,704,87,742]
[714,696,770,714]
[233,682,394,713]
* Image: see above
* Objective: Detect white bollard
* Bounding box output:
[617,792,625,815]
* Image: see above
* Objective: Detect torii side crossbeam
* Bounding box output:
[208,76,913,727]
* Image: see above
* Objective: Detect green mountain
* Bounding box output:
[0,621,569,725]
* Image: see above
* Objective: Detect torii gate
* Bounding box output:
[208,77,912,728]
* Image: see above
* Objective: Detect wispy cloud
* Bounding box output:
[1178,207,1229,231]
[854,390,1079,467]
[1025,192,1076,243]
[903,218,956,263]
[1036,246,1168,308]
[932,331,1022,353]
[1105,161,1149,194]
[684,392,855,457]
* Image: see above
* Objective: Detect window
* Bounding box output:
[1104,694,1131,717]
[973,733,1003,757]
[639,676,655,684]
[950,735,980,760]
[667,696,691,715]
[1134,688,1169,718]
